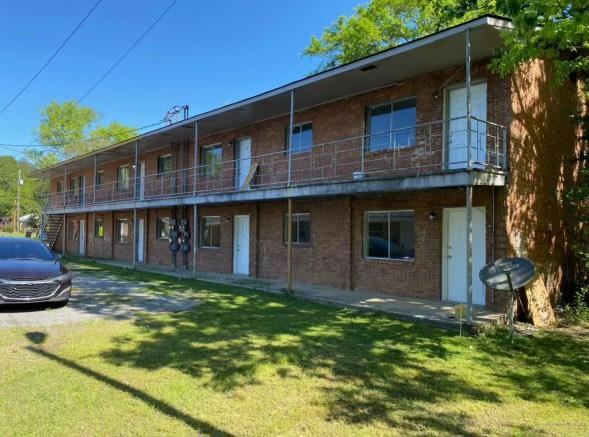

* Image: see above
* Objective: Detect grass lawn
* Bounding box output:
[0,261,588,436]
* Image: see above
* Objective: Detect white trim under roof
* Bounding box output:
[31,15,512,178]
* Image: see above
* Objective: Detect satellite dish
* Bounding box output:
[479,257,536,291]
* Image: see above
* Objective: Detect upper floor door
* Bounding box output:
[447,82,487,170]
[236,137,252,190]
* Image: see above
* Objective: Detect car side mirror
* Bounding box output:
[54,253,62,261]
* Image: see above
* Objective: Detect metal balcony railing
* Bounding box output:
[42,116,507,211]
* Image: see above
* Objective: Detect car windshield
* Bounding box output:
[0,239,55,261]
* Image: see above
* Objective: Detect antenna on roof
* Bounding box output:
[163,105,189,124]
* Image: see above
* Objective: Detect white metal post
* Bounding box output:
[132,208,137,268]
[134,141,139,200]
[466,28,472,171]
[287,90,295,187]
[93,155,97,205]
[465,28,474,323]
[192,204,198,278]
[63,165,67,208]
[193,122,198,195]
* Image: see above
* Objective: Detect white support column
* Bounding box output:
[192,204,198,278]
[465,28,472,171]
[287,198,293,292]
[465,28,474,323]
[132,208,137,269]
[466,185,473,322]
[287,90,295,187]
[193,122,198,195]
[93,155,97,205]
[63,165,67,208]
[62,213,66,257]
[134,141,139,200]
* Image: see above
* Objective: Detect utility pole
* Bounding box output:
[16,168,22,233]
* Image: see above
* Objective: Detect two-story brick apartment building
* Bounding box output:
[32,16,582,323]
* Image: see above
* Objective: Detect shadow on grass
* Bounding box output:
[70,262,589,433]
[25,344,234,436]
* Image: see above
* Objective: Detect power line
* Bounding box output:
[0,0,103,116]
[78,0,179,103]
[0,120,168,148]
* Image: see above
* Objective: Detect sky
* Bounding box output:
[0,0,361,158]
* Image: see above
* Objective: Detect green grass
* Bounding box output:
[1,261,588,436]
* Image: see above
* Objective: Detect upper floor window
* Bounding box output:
[201,145,222,177]
[117,165,130,191]
[157,217,171,240]
[96,171,104,186]
[56,180,63,193]
[364,211,415,260]
[287,122,313,153]
[367,98,416,152]
[70,176,82,193]
[157,154,173,175]
[284,213,311,244]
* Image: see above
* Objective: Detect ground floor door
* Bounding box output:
[236,137,252,190]
[233,215,250,275]
[443,207,486,305]
[79,219,86,255]
[136,218,145,262]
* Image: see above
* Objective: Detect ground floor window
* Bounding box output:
[284,213,311,244]
[94,218,104,238]
[68,220,79,240]
[116,219,129,243]
[157,217,171,240]
[364,211,415,260]
[200,216,220,248]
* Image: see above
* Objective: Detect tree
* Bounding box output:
[304,0,497,71]
[0,156,42,222]
[32,101,137,162]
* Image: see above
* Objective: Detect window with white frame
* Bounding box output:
[201,145,222,177]
[287,122,313,153]
[200,216,221,248]
[117,165,130,191]
[284,213,311,244]
[156,217,171,240]
[367,98,416,151]
[364,211,415,260]
[116,219,129,243]
[94,218,104,238]
[95,171,105,186]
[157,154,173,175]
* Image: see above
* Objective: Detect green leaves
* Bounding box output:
[303,0,498,72]
[33,101,136,162]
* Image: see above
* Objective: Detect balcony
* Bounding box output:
[42,116,507,213]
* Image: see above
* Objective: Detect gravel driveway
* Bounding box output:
[0,270,200,328]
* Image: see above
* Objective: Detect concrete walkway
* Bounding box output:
[94,259,505,328]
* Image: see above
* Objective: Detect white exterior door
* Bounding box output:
[79,220,86,255]
[447,83,487,169]
[139,161,146,200]
[233,215,250,275]
[137,218,145,262]
[236,137,252,189]
[443,207,486,305]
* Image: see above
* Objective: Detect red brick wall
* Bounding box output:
[257,198,352,290]
[195,203,258,274]
[49,59,509,199]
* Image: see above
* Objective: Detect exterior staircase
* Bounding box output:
[41,215,63,251]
